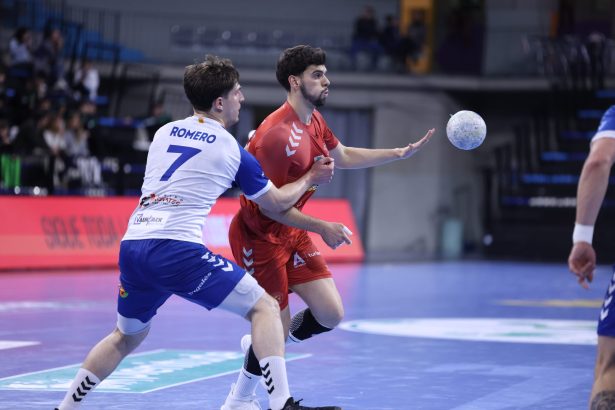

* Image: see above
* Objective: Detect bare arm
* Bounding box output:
[568,137,615,288]
[329,128,435,169]
[260,206,352,249]
[576,139,615,225]
[252,158,334,213]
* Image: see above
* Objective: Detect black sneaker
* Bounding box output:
[274,397,342,410]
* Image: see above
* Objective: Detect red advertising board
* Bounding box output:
[0,197,363,270]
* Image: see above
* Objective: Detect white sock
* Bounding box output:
[259,356,291,410]
[57,368,100,409]
[233,368,260,398]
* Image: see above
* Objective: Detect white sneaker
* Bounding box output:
[220,383,262,410]
[240,334,252,353]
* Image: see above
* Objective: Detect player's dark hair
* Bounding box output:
[276,45,327,91]
[184,55,239,112]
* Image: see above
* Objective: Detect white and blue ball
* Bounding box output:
[446,110,487,150]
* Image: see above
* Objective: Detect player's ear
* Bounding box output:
[288,75,299,90]
[213,96,224,112]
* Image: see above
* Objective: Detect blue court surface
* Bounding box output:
[0,261,605,409]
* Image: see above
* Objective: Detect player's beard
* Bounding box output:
[300,84,327,107]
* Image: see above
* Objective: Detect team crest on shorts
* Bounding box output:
[118,284,129,298]
[293,252,306,268]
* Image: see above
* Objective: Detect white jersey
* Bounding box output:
[122,116,272,244]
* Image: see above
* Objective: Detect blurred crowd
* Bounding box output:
[0,25,172,194]
[350,5,427,72]
[0,25,102,193]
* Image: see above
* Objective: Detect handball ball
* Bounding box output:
[446,110,487,150]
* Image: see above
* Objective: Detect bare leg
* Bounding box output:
[291,277,344,329]
[590,336,615,409]
[246,293,292,410]
[56,328,148,409]
[280,305,291,340]
[82,327,149,379]
[247,294,284,359]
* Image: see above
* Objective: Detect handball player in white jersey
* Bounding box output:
[569,105,615,410]
[55,55,340,410]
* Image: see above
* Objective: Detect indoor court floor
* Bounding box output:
[0,261,606,409]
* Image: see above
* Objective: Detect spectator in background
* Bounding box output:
[12,107,50,157]
[350,5,382,70]
[73,59,100,102]
[34,27,66,89]
[42,111,67,191]
[380,15,402,70]
[406,9,428,64]
[142,101,173,141]
[64,110,101,188]
[8,27,33,66]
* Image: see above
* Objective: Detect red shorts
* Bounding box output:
[228,214,331,309]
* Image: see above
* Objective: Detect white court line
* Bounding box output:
[0,341,39,350]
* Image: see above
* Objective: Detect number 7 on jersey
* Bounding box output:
[160,145,202,181]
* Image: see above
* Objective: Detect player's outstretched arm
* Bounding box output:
[330,128,435,169]
[260,206,352,250]
[253,157,334,213]
[568,137,615,288]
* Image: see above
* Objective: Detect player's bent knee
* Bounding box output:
[315,303,344,329]
[250,293,280,320]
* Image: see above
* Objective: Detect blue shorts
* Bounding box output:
[597,265,615,336]
[117,239,244,324]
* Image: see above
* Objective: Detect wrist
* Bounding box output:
[573,223,594,245]
[311,219,325,235]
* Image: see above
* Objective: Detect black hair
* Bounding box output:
[183,55,239,112]
[276,45,326,91]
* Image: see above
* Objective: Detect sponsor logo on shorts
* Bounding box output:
[188,272,212,295]
[119,285,129,298]
[307,251,321,258]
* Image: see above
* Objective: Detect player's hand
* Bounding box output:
[320,223,353,250]
[308,157,335,185]
[399,128,435,159]
[568,242,596,289]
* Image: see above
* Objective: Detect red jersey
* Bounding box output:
[237,101,340,243]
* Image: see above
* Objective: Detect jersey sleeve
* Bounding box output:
[316,112,340,150]
[593,106,615,142]
[253,126,294,187]
[234,144,273,200]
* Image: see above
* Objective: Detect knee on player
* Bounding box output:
[249,293,281,322]
[313,302,344,329]
[113,319,149,355]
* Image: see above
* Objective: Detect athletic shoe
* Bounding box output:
[220,383,262,410]
[272,397,342,410]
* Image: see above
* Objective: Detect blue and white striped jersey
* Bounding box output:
[122,115,272,244]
